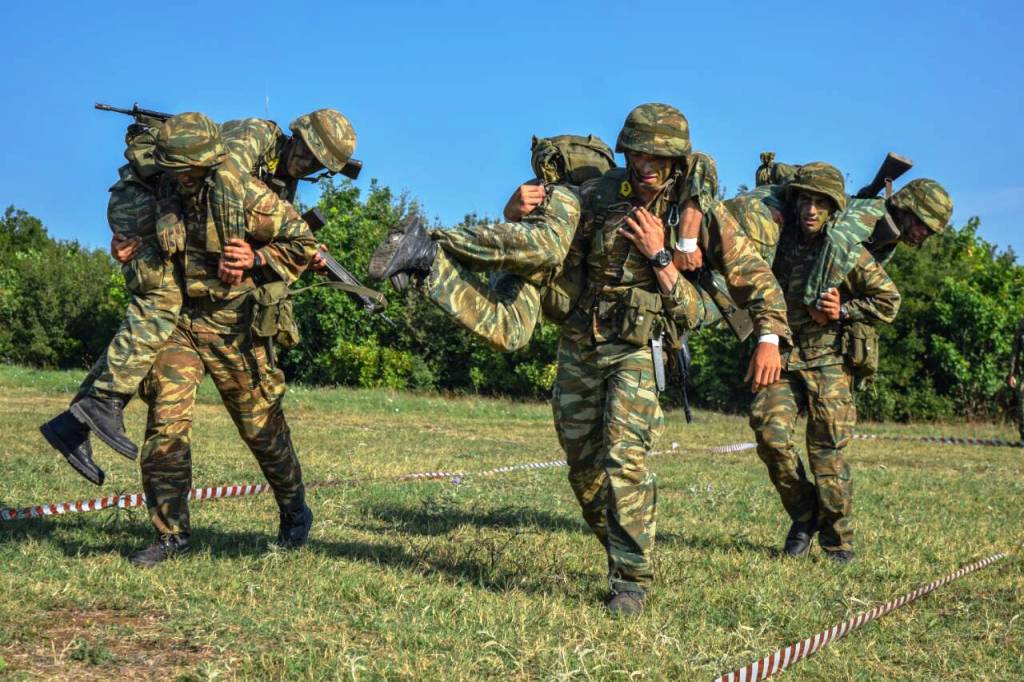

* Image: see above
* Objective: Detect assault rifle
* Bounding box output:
[95,102,173,126]
[675,333,694,423]
[854,152,913,199]
[301,208,391,319]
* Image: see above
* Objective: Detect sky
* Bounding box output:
[2,1,1022,255]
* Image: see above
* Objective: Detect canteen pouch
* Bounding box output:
[250,281,300,349]
[842,321,879,385]
[619,287,663,346]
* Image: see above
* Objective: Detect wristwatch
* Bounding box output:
[251,251,264,269]
[649,248,672,269]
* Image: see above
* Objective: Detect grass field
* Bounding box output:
[0,363,1022,680]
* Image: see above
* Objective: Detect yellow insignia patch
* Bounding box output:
[267,156,279,173]
[619,180,632,198]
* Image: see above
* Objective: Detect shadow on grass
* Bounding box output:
[356,500,586,536]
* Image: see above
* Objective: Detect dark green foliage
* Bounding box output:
[0,206,124,368]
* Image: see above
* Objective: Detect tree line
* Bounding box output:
[2,179,1022,422]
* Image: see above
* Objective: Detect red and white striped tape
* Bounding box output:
[712,550,1010,681]
[0,441,746,523]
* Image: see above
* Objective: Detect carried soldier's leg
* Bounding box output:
[133,325,202,566]
[803,365,856,561]
[40,257,183,483]
[199,332,309,548]
[423,250,542,352]
[750,372,819,556]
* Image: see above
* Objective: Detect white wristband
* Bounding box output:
[757,334,779,345]
[674,237,698,253]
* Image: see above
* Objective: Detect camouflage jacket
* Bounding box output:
[170,157,317,312]
[558,154,788,346]
[773,225,901,370]
[107,164,158,240]
[219,118,295,202]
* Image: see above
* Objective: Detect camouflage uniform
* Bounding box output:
[553,104,789,595]
[71,127,185,400]
[140,113,317,538]
[748,164,901,554]
[421,185,581,351]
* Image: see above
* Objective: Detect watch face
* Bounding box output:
[652,249,671,268]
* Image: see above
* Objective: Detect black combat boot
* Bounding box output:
[782,519,818,557]
[367,215,436,287]
[40,411,105,486]
[70,391,138,460]
[130,534,191,567]
[277,501,313,549]
[604,589,645,617]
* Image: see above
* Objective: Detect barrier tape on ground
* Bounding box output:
[2,430,1015,523]
[712,550,1010,682]
[854,433,1022,448]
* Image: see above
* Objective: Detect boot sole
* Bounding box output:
[40,421,105,486]
[368,233,404,279]
[70,403,139,461]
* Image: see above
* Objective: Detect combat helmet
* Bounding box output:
[153,112,226,171]
[289,108,356,173]
[615,103,691,158]
[889,178,952,233]
[787,162,847,212]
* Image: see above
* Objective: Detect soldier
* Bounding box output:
[549,104,789,615]
[748,163,901,564]
[128,112,318,566]
[1006,317,1024,443]
[39,109,357,485]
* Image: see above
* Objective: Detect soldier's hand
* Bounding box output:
[672,248,703,272]
[619,207,665,258]
[218,259,244,285]
[110,234,141,264]
[744,341,782,392]
[503,184,546,221]
[310,244,329,273]
[816,287,842,321]
[808,307,830,326]
[1009,375,1017,389]
[222,238,255,270]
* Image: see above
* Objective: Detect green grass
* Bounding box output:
[1,363,1022,680]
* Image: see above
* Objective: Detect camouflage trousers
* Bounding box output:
[420,197,576,352]
[552,337,663,592]
[749,362,855,552]
[78,245,183,399]
[138,312,304,537]
[423,250,541,352]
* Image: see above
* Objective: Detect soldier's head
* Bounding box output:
[888,178,952,247]
[616,103,691,196]
[287,108,356,179]
[787,162,846,236]
[154,112,226,194]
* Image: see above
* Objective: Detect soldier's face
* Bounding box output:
[900,215,933,247]
[626,152,674,192]
[796,191,834,235]
[175,167,208,195]
[285,137,325,179]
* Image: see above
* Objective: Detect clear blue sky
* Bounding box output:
[3,1,1022,255]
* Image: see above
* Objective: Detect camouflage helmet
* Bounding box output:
[890,178,952,233]
[615,103,691,158]
[787,162,847,212]
[153,112,226,171]
[289,108,356,173]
